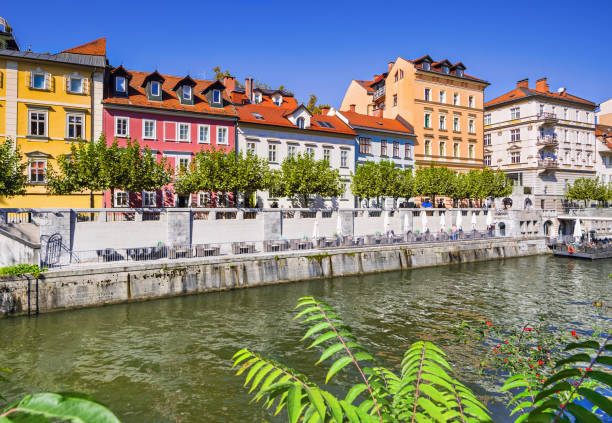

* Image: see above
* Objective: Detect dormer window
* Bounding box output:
[254,92,262,104]
[456,69,464,77]
[212,89,221,104]
[183,85,192,101]
[150,81,161,97]
[296,117,305,129]
[273,95,282,106]
[423,62,431,71]
[115,76,126,93]
[442,65,449,74]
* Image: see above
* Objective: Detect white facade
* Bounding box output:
[236,124,356,208]
[595,134,612,184]
[485,94,596,208]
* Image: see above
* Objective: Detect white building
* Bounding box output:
[595,124,612,184]
[484,78,597,209]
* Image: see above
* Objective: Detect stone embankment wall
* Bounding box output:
[0,237,547,317]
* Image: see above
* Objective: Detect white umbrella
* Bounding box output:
[313,219,320,239]
[403,213,410,233]
[471,212,477,230]
[439,212,446,231]
[455,210,462,229]
[421,210,428,232]
[573,218,582,239]
[336,213,342,236]
[383,211,390,233]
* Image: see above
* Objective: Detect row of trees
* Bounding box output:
[351,160,513,207]
[566,177,612,205]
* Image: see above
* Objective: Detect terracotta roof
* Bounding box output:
[355,80,374,93]
[596,124,612,139]
[338,110,414,135]
[62,38,106,56]
[103,69,238,118]
[408,55,486,83]
[237,103,355,136]
[230,88,298,108]
[485,87,596,108]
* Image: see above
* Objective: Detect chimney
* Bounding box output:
[516,78,529,89]
[245,77,254,102]
[223,76,235,93]
[320,106,330,115]
[349,104,356,112]
[388,61,394,72]
[535,77,549,93]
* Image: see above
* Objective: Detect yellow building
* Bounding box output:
[341,55,489,172]
[0,37,106,207]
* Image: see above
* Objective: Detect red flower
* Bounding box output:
[536,373,540,377]
[504,340,509,344]
[496,345,501,349]
[504,359,508,363]
[574,382,579,386]
[530,364,534,369]
[538,361,544,366]
[537,346,542,350]
[541,379,545,383]
[524,327,532,332]
[586,367,592,372]
[560,404,565,408]
[571,330,578,339]
[486,321,493,327]
[519,358,522,362]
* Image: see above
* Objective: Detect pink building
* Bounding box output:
[102,66,238,207]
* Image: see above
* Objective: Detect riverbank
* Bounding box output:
[0,236,548,317]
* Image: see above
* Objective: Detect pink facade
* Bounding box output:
[102,107,236,208]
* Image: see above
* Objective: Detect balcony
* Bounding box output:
[538,158,559,169]
[373,87,385,102]
[537,135,558,147]
[538,112,558,123]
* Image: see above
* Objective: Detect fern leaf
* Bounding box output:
[301,321,332,341]
[416,396,445,422]
[316,342,346,364]
[321,390,343,422]
[565,340,601,351]
[587,369,612,386]
[534,381,572,403]
[287,384,302,423]
[326,356,353,383]
[542,368,581,388]
[565,402,601,423]
[306,387,327,421]
[244,360,266,386]
[340,399,361,422]
[595,355,612,366]
[577,387,612,416]
[555,352,592,367]
[248,363,274,393]
[345,383,369,405]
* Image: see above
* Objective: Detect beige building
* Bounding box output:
[340,55,489,171]
[597,98,612,126]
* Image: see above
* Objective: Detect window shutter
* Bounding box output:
[27,71,31,88]
[84,78,89,95]
[45,72,51,90]
[64,75,68,91]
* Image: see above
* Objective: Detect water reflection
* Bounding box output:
[1,256,610,422]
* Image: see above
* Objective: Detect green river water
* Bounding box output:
[1,255,611,422]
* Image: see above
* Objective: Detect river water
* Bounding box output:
[1,255,611,422]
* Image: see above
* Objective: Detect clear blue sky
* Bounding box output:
[4,0,611,108]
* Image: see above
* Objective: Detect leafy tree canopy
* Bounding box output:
[0,139,27,198]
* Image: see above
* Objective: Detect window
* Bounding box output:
[468,96,474,108]
[66,113,84,139]
[439,115,446,130]
[287,144,296,157]
[217,126,228,145]
[484,133,491,146]
[306,146,314,156]
[142,191,156,207]
[381,140,388,156]
[484,155,491,166]
[564,129,568,142]
[510,107,520,119]
[393,141,400,158]
[358,137,371,155]
[28,110,47,136]
[340,150,348,167]
[424,139,431,155]
[575,110,580,121]
[456,69,464,77]
[31,72,46,89]
[247,142,256,155]
[424,88,431,101]
[141,120,155,139]
[199,192,211,207]
[539,104,544,115]
[150,81,161,97]
[399,70,404,79]
[254,92,262,103]
[393,94,397,106]
[394,72,399,82]
[69,76,83,94]
[115,76,126,93]
[115,117,129,137]
[468,144,475,159]
[424,112,432,129]
[404,144,412,159]
[511,151,520,164]
[268,144,277,162]
[423,62,431,71]
[439,90,446,103]
[296,117,305,129]
[510,129,520,142]
[183,85,192,101]
[586,112,590,123]
[174,156,191,175]
[453,143,459,157]
[484,114,491,126]
[439,141,446,156]
[323,148,331,163]
[453,116,460,131]
[212,89,221,104]
[441,65,449,74]
[195,124,209,143]
[178,123,190,142]
[29,160,46,183]
[114,191,128,207]
[453,93,459,106]
[564,108,568,119]
[468,119,475,133]
[273,96,282,106]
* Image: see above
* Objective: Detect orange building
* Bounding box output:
[341,55,489,172]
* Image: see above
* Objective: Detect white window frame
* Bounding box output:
[287,144,297,157]
[114,190,129,207]
[183,85,192,101]
[197,124,210,144]
[453,93,459,106]
[177,122,190,142]
[510,107,520,120]
[115,76,126,93]
[28,109,48,137]
[142,191,156,207]
[453,116,460,131]
[30,72,47,90]
[165,154,192,177]
[404,144,412,159]
[468,96,474,108]
[247,142,256,155]
[424,112,431,129]
[468,119,475,134]
[66,112,85,140]
[439,141,446,156]
[424,88,431,101]
[150,81,161,97]
[453,143,459,158]
[439,90,446,103]
[468,144,475,159]
[212,89,221,103]
[268,143,277,163]
[484,133,491,146]
[296,117,305,129]
[511,151,520,164]
[340,150,348,167]
[114,116,129,137]
[484,155,491,166]
[439,115,446,130]
[484,114,491,126]
[217,126,228,145]
[28,159,46,183]
[142,119,156,139]
[68,75,84,94]
[424,140,431,155]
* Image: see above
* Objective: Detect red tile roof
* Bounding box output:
[408,55,487,83]
[596,124,612,141]
[103,69,238,118]
[230,89,299,108]
[338,110,414,135]
[237,104,355,136]
[62,38,106,56]
[355,80,374,93]
[485,87,596,108]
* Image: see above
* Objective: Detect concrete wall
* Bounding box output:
[0,227,39,267]
[0,237,548,317]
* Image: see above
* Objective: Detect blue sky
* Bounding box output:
[4,0,611,108]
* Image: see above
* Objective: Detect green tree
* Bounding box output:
[414,164,455,206]
[399,168,415,205]
[120,139,172,197]
[304,94,329,114]
[566,177,602,207]
[377,160,404,208]
[351,161,379,207]
[449,172,471,206]
[489,169,513,200]
[174,148,228,196]
[212,66,231,81]
[0,139,27,198]
[279,153,343,207]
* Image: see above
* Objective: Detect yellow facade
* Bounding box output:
[0,45,105,208]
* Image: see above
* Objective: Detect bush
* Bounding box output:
[0,264,46,278]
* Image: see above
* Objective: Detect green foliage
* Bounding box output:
[566,177,610,205]
[0,264,45,278]
[212,66,231,81]
[279,153,343,207]
[351,162,379,203]
[305,94,329,114]
[0,139,27,198]
[414,165,455,205]
[233,297,491,422]
[352,161,414,207]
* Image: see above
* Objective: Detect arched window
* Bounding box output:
[296,117,305,129]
